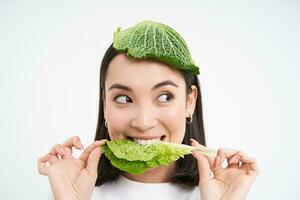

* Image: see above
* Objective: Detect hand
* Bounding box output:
[37,136,107,200]
[191,139,259,200]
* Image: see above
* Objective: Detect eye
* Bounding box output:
[157,93,173,103]
[115,95,133,104]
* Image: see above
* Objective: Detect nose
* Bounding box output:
[131,105,157,132]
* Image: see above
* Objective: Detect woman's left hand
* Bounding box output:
[191,139,259,200]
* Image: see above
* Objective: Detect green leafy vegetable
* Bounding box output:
[113,20,200,75]
[102,139,216,174]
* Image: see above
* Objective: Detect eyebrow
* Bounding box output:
[108,80,179,92]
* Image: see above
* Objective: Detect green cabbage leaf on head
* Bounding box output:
[113,20,200,75]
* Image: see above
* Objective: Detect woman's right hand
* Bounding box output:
[37,136,107,200]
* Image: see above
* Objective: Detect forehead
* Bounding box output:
[105,54,185,88]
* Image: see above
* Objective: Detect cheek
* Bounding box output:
[162,107,185,124]
[160,102,186,142]
[105,106,130,139]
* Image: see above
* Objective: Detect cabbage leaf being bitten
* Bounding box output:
[102,139,216,175]
[113,20,200,75]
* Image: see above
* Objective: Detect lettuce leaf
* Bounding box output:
[102,139,215,174]
[106,139,156,161]
[113,20,200,75]
[103,145,148,174]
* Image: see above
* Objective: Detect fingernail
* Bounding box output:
[229,155,239,164]
[79,142,84,149]
[190,138,197,143]
[57,151,62,156]
[235,155,241,163]
[229,157,235,164]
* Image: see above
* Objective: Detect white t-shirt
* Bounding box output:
[92,175,200,200]
[47,175,200,200]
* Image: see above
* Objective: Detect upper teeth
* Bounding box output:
[134,138,160,145]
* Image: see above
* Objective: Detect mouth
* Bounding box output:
[126,135,166,145]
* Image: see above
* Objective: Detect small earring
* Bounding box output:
[105,120,108,127]
[186,114,193,124]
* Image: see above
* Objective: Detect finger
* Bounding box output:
[37,154,52,175]
[63,146,73,159]
[232,152,252,170]
[79,140,107,163]
[238,155,259,175]
[216,148,239,167]
[49,155,59,164]
[86,146,103,178]
[59,146,73,159]
[62,135,84,150]
[190,138,215,167]
[49,144,64,157]
[227,154,240,169]
[211,149,239,175]
[191,139,213,184]
[215,149,247,172]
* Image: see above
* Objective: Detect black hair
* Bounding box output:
[94,44,206,188]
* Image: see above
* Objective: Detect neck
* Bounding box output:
[122,162,176,183]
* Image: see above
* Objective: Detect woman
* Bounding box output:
[38,20,259,200]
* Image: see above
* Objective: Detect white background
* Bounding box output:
[0,0,299,199]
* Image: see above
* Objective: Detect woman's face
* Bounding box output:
[103,53,197,144]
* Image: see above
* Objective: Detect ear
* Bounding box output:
[185,85,198,117]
